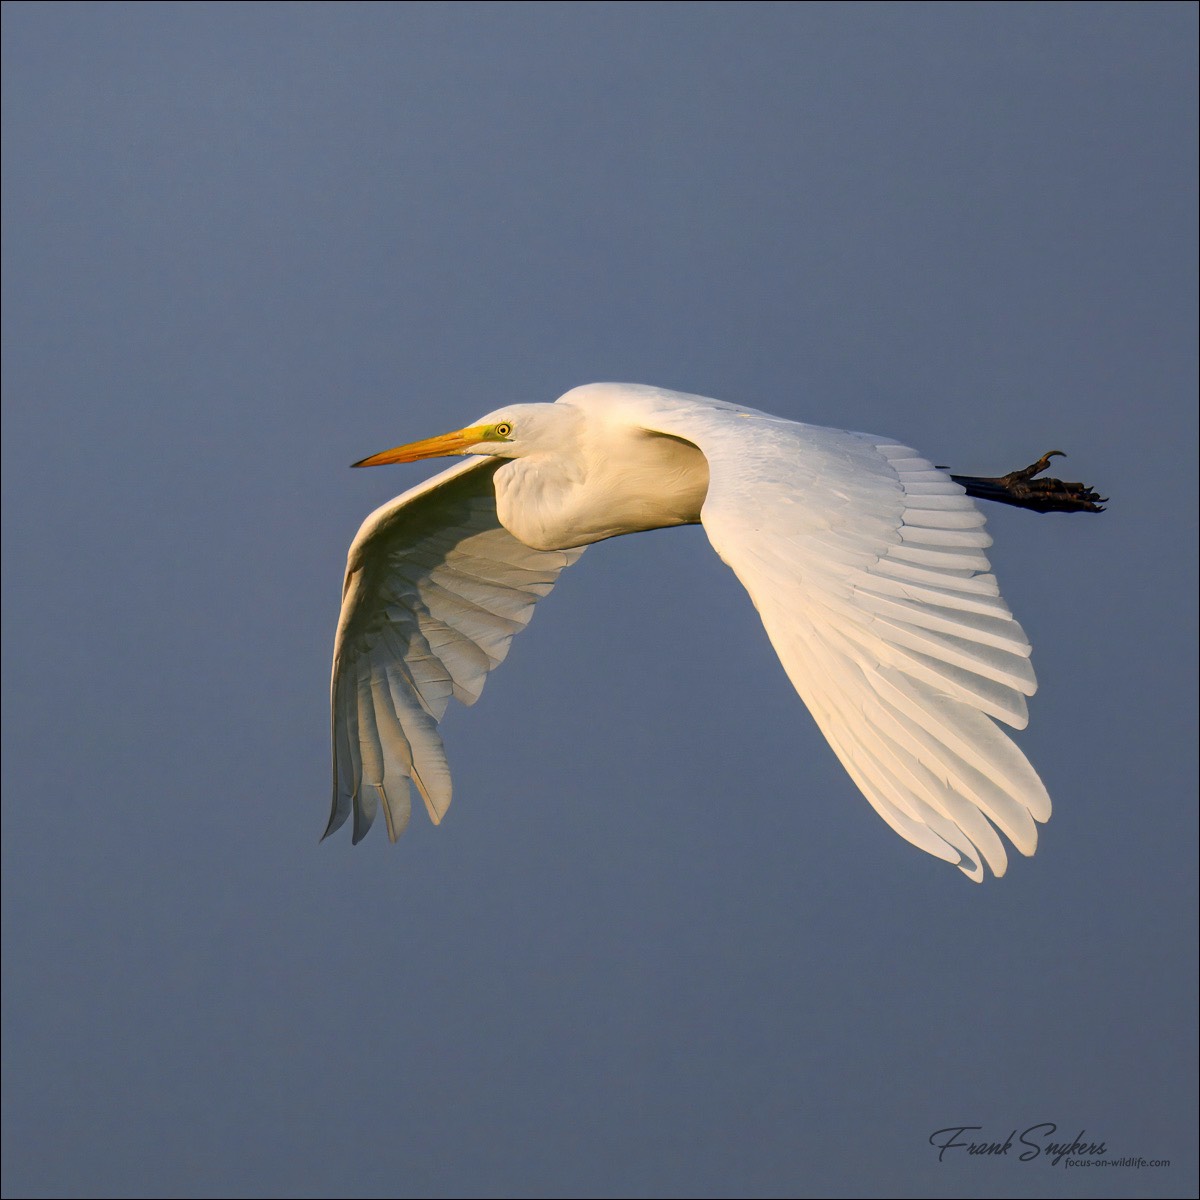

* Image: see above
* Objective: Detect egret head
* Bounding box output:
[352,403,574,468]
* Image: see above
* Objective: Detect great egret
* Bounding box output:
[327,383,1102,880]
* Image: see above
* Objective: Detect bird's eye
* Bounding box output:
[493,422,513,438]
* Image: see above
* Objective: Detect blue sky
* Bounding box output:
[3,4,1196,1197]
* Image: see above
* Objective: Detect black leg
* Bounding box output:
[950,452,1106,514]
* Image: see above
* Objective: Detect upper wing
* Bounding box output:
[328,457,584,843]
[592,385,1049,880]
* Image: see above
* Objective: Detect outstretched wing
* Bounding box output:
[328,458,584,843]
[585,384,1049,880]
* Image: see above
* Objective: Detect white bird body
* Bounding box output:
[329,382,1056,880]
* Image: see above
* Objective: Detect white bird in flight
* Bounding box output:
[327,383,1102,880]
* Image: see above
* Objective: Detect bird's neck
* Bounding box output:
[493,432,709,551]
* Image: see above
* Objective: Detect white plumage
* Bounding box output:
[328,383,1054,880]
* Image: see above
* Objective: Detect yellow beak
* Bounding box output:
[352,424,491,468]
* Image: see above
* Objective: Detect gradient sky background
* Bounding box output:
[3,4,1196,1198]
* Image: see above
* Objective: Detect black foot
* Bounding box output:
[950,451,1106,514]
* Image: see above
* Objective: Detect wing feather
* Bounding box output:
[591,384,1051,879]
[327,458,584,842]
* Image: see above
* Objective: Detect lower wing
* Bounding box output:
[329,458,584,842]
